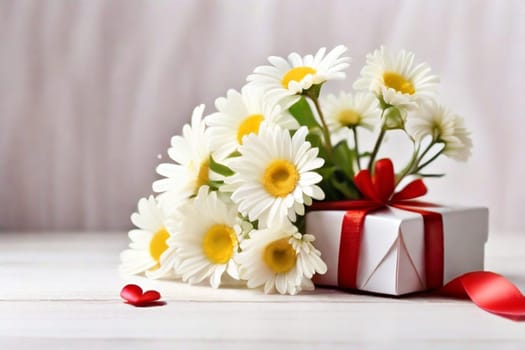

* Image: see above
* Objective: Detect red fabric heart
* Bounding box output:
[120,284,165,307]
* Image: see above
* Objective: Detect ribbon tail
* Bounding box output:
[441,271,525,321]
[391,179,427,202]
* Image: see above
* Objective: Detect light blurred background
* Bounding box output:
[0,0,523,233]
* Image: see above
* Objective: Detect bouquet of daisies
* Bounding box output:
[119,45,472,295]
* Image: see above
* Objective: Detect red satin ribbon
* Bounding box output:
[441,272,525,321]
[312,158,525,321]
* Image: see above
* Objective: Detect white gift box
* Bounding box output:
[306,206,489,296]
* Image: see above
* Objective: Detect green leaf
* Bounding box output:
[377,94,390,110]
[209,155,234,177]
[330,171,361,199]
[316,166,340,201]
[288,97,320,128]
[208,180,225,191]
[333,141,355,179]
[304,83,323,99]
[295,216,306,234]
[306,132,330,161]
[317,166,336,180]
[418,173,445,178]
[306,132,323,149]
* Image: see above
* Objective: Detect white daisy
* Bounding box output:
[205,85,299,160]
[119,196,176,279]
[247,45,350,103]
[170,186,241,288]
[226,125,325,226]
[153,105,220,211]
[237,220,327,295]
[353,46,439,111]
[321,91,380,142]
[408,101,473,161]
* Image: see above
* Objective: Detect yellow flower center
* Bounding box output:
[196,159,210,189]
[262,159,299,197]
[383,71,415,95]
[281,66,317,89]
[237,114,264,144]
[202,224,237,264]
[149,227,170,263]
[338,109,361,126]
[263,238,297,274]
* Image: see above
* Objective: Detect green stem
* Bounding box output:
[368,127,386,172]
[352,126,361,171]
[414,140,436,168]
[308,95,333,156]
[395,141,419,186]
[415,145,445,173]
[396,140,441,184]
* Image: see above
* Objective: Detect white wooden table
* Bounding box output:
[1,232,524,349]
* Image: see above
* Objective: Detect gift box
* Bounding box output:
[306,205,489,296]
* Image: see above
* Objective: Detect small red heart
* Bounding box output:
[120,284,165,307]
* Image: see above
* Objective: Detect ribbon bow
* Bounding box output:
[354,158,427,204]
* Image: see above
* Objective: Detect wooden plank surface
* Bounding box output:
[1,231,524,349]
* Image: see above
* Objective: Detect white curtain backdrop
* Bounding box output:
[1,0,524,232]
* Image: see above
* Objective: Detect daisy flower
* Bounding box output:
[236,220,327,295]
[321,91,380,142]
[119,196,176,279]
[169,186,241,288]
[353,46,439,111]
[226,125,325,226]
[408,101,473,161]
[247,45,350,103]
[205,85,299,160]
[153,104,220,211]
